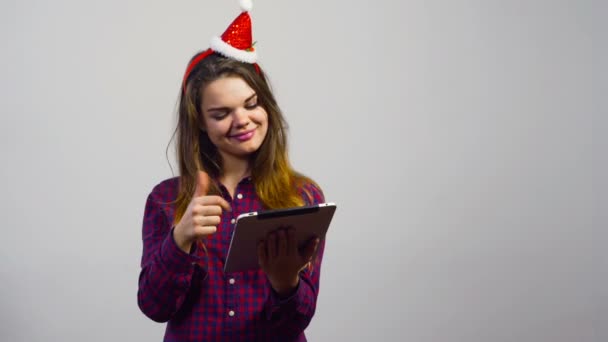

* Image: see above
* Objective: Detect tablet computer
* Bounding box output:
[224,203,336,273]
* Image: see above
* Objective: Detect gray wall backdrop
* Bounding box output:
[1,0,604,341]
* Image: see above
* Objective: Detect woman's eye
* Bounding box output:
[245,102,258,110]
[211,113,228,120]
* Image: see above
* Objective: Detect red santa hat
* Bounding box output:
[182,0,258,90]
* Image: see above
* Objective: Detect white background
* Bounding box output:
[0,0,604,341]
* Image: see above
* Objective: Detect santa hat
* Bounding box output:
[182,0,258,89]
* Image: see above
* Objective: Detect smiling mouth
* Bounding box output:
[230,129,255,142]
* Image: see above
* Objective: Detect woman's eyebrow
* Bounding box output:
[206,93,257,112]
[206,105,230,113]
[244,93,257,102]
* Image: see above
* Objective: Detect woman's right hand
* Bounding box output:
[173,171,232,253]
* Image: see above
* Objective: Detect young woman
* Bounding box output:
[137,2,326,341]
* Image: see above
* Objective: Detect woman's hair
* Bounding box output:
[172,53,315,225]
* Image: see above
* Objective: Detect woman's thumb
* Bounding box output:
[195,171,210,197]
[303,237,320,261]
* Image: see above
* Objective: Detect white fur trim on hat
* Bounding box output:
[210,36,257,63]
[239,0,252,12]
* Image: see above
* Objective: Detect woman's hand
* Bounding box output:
[257,228,320,297]
[173,171,231,253]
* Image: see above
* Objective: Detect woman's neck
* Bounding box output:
[219,153,251,197]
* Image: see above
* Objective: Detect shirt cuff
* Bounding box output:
[270,278,304,308]
[160,227,204,273]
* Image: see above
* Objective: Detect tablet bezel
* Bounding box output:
[223,202,336,273]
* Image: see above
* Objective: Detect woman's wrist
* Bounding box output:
[172,225,193,254]
[270,275,300,298]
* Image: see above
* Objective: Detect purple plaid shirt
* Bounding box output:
[138,176,325,341]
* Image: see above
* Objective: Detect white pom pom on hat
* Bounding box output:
[239,0,252,12]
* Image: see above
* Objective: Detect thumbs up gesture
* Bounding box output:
[173,171,232,253]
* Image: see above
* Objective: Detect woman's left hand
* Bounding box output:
[257,228,319,297]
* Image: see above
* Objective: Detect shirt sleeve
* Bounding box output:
[137,188,205,322]
[262,181,327,338]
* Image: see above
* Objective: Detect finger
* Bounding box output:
[193,225,217,237]
[286,228,297,256]
[201,205,223,217]
[299,261,311,273]
[198,215,221,227]
[195,171,210,197]
[257,240,267,268]
[201,196,232,212]
[218,197,232,212]
[277,230,287,257]
[267,233,277,259]
[302,237,320,262]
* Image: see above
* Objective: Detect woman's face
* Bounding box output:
[200,76,269,161]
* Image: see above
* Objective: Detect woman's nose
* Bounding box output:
[232,108,250,127]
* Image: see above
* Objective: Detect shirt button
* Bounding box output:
[229,278,235,285]
[228,310,235,317]
[231,218,236,224]
[236,193,243,200]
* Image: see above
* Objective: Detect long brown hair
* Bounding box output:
[172,53,315,225]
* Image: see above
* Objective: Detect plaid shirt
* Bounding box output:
[138,176,325,341]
